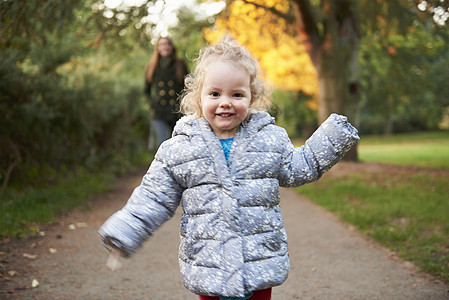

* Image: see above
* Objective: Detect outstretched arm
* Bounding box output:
[99,151,183,258]
[279,113,359,187]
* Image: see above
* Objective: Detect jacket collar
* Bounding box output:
[172,111,274,138]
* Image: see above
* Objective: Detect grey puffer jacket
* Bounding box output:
[99,112,359,297]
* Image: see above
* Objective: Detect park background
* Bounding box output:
[1,0,448,286]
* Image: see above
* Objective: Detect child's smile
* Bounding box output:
[200,60,252,139]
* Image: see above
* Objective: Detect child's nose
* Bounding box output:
[219,97,231,107]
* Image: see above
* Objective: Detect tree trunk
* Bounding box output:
[293,0,361,161]
[384,114,393,136]
[318,64,360,161]
[318,11,360,160]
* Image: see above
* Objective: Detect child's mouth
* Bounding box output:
[217,113,233,117]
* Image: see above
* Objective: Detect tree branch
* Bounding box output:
[291,0,320,40]
[291,0,321,65]
[240,0,296,23]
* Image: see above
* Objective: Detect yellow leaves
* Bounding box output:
[204,0,318,99]
[261,38,317,94]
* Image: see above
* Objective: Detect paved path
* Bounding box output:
[1,170,448,299]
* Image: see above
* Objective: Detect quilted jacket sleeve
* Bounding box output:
[278,113,359,187]
[98,149,183,257]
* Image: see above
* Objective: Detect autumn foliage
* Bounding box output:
[204,0,318,110]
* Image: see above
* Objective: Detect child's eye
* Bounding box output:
[210,92,220,97]
[233,93,243,98]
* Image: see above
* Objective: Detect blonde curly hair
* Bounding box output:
[180,36,270,118]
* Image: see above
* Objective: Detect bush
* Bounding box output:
[0,43,149,191]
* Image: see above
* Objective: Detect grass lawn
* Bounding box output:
[0,170,113,238]
[296,131,449,284]
[359,131,449,169]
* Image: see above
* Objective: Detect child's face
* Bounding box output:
[200,60,252,139]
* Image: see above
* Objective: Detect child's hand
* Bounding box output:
[106,247,122,271]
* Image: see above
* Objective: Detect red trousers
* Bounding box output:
[198,288,272,300]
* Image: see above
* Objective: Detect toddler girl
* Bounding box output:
[99,38,359,300]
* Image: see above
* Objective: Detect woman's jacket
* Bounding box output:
[99,112,359,297]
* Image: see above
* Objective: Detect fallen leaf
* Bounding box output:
[8,270,17,277]
[68,224,76,230]
[23,253,37,259]
[31,279,39,288]
[76,222,87,228]
[49,248,57,254]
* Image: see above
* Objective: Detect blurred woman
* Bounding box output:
[145,37,188,150]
